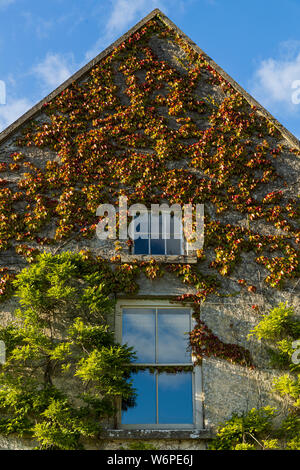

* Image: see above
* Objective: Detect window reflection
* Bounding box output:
[157,309,191,363]
[122,371,193,424]
[122,308,155,363]
[121,307,193,426]
[122,370,156,424]
[158,372,193,424]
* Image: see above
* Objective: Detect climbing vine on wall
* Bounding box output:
[190,318,253,367]
[0,15,299,380]
[0,16,298,299]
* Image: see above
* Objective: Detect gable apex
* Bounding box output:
[0,8,299,150]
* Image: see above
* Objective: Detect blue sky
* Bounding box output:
[1,0,300,139]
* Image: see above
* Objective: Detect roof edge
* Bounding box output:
[0,8,162,145]
[157,11,300,150]
[0,8,299,151]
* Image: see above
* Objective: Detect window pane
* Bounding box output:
[133,212,183,255]
[166,215,182,255]
[150,214,165,254]
[150,213,162,240]
[158,372,193,424]
[122,370,156,424]
[170,214,182,237]
[166,238,181,255]
[133,213,149,238]
[150,239,165,255]
[133,213,149,254]
[134,238,149,254]
[122,308,155,363]
[157,309,191,363]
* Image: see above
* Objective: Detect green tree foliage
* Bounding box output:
[209,303,300,450]
[0,252,136,449]
[208,407,278,450]
[249,302,300,370]
[249,303,300,447]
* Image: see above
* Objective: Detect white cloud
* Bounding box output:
[158,371,191,390]
[122,310,190,363]
[32,53,74,91]
[85,0,167,60]
[22,11,54,39]
[0,53,74,132]
[0,97,32,132]
[106,0,163,37]
[0,0,15,8]
[250,40,300,114]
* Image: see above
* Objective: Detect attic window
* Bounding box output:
[115,300,204,430]
[132,212,184,256]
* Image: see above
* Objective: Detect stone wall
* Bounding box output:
[0,10,299,449]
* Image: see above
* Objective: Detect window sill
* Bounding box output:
[100,429,213,440]
[120,254,197,264]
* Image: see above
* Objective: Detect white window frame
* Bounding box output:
[115,299,204,430]
[132,212,185,256]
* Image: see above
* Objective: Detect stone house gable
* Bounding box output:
[0,9,299,450]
